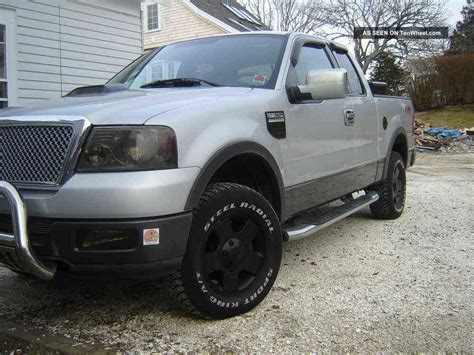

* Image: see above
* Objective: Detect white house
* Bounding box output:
[0,0,143,108]
[142,0,267,50]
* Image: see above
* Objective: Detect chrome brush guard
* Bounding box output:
[0,181,56,280]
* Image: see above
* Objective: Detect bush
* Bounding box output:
[435,54,474,106]
[405,54,474,110]
[405,58,437,111]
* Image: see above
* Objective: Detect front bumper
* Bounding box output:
[0,181,193,279]
[0,168,201,219]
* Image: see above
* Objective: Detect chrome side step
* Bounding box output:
[0,181,56,280]
[283,191,379,241]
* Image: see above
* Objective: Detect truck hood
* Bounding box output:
[0,87,253,125]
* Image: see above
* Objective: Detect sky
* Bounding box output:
[447,0,467,26]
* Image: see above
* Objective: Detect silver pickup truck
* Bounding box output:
[0,32,415,319]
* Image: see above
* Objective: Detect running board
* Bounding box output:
[283,191,379,241]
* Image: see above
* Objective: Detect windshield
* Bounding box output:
[108,34,288,90]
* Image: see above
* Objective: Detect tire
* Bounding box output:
[169,183,282,319]
[369,151,406,219]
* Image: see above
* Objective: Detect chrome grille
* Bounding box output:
[0,125,75,185]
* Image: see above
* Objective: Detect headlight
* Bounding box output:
[77,126,177,172]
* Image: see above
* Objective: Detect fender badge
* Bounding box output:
[266,111,286,123]
[265,111,286,139]
[143,228,160,246]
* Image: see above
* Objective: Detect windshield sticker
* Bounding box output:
[253,75,267,84]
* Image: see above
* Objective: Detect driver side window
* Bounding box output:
[287,43,334,86]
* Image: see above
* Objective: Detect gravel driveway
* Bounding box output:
[1,153,473,352]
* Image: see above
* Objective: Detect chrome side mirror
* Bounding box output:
[296,69,348,101]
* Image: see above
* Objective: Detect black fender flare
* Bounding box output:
[184,141,285,220]
[383,127,408,179]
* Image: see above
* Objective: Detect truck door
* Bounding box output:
[283,40,357,216]
[331,46,379,187]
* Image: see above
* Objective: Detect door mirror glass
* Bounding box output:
[293,69,348,101]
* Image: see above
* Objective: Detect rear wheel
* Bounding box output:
[169,183,282,319]
[369,151,406,219]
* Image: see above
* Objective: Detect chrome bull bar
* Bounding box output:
[0,181,56,280]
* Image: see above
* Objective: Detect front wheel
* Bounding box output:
[369,151,406,219]
[169,183,282,319]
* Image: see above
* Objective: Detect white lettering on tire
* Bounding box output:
[197,269,274,309]
[244,268,273,305]
[204,202,274,234]
[204,203,236,232]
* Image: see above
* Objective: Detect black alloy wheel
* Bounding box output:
[369,151,406,219]
[204,212,265,294]
[168,183,282,319]
[392,163,405,211]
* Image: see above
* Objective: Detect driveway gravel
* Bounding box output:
[1,153,473,352]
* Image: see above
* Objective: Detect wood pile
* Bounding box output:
[415,120,472,152]
[415,120,440,151]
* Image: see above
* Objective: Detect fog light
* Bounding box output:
[76,229,137,251]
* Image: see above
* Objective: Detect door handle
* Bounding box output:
[344,109,355,126]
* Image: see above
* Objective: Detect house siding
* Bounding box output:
[144,0,228,49]
[0,0,142,107]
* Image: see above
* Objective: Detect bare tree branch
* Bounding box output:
[239,0,325,33]
[317,0,448,72]
[240,0,448,73]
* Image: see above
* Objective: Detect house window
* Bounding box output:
[0,25,8,108]
[0,8,16,108]
[146,4,160,31]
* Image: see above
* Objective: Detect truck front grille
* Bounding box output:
[0,214,54,236]
[0,125,75,185]
[0,214,53,257]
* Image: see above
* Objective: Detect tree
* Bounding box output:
[239,0,324,33]
[316,0,448,73]
[242,0,448,72]
[449,0,474,53]
[404,57,437,110]
[434,54,474,105]
[370,51,405,95]
[405,53,474,109]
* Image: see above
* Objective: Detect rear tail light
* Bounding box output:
[405,104,415,134]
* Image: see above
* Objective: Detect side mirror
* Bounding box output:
[289,69,348,102]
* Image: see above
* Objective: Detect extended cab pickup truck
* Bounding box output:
[0,32,415,319]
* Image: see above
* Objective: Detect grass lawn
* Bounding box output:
[416,105,474,129]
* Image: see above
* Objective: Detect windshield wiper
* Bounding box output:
[140,78,220,88]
